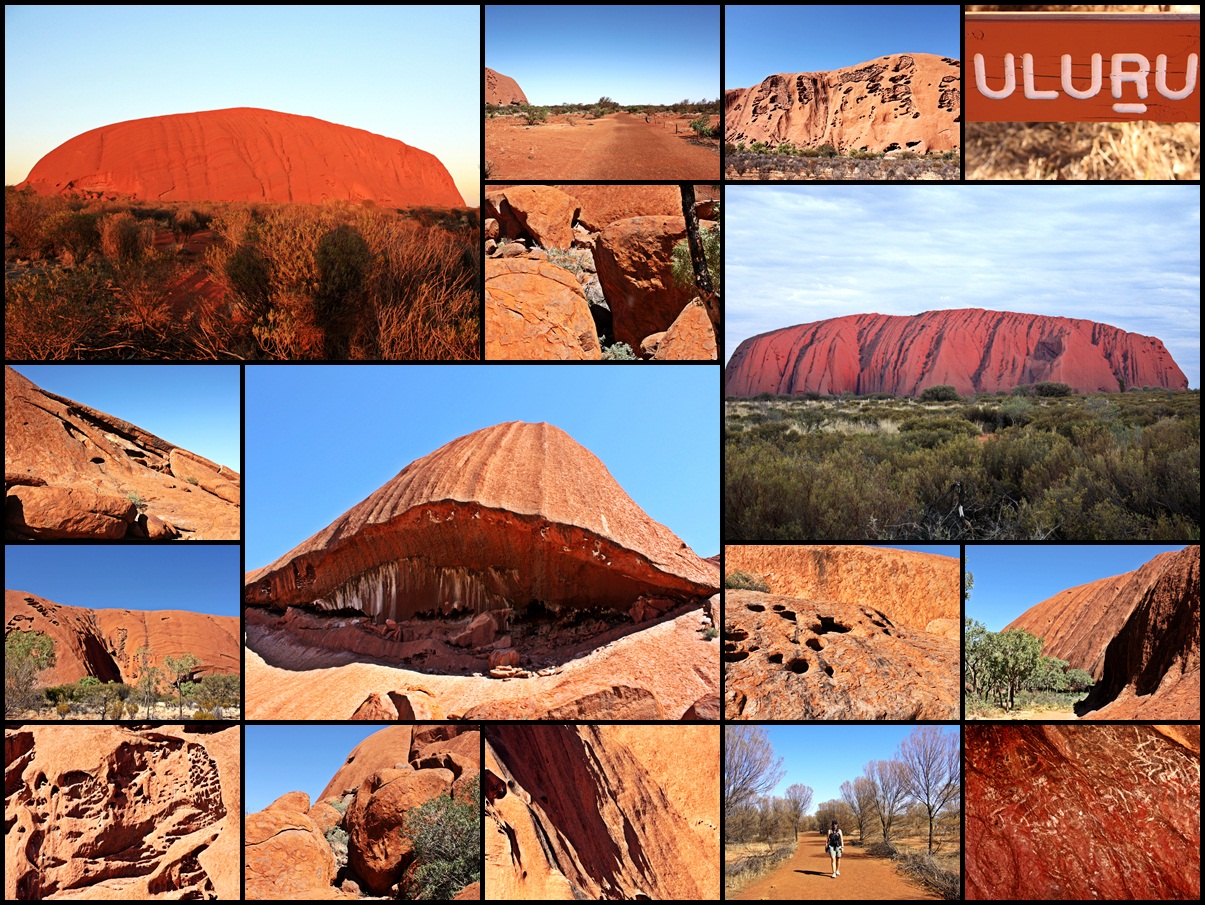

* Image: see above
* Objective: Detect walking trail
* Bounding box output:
[731,840,941,901]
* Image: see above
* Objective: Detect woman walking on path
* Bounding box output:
[826,821,844,878]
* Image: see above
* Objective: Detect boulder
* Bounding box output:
[651,299,717,361]
[681,693,720,721]
[486,186,579,250]
[6,485,136,539]
[170,448,241,505]
[489,648,521,669]
[485,259,602,360]
[640,332,666,358]
[246,791,337,900]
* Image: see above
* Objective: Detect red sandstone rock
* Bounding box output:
[319,726,416,801]
[682,693,720,721]
[725,544,959,632]
[651,299,718,361]
[485,259,602,360]
[5,366,240,539]
[246,791,340,900]
[726,53,960,153]
[19,108,461,207]
[724,589,959,720]
[485,68,528,106]
[726,310,1190,397]
[485,186,580,250]
[454,881,482,899]
[485,725,719,900]
[4,589,239,687]
[6,724,240,900]
[966,724,1200,900]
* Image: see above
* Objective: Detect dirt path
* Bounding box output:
[731,841,940,901]
[486,112,719,180]
[970,708,1078,720]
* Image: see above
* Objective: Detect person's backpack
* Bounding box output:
[828,830,841,849]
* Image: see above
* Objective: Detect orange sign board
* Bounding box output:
[966,13,1200,122]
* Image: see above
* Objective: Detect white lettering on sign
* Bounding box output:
[973,52,1199,113]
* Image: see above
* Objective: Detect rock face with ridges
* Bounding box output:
[726,309,1190,397]
[4,589,239,686]
[725,53,961,153]
[245,421,718,622]
[5,366,240,540]
[485,259,602,360]
[5,724,240,900]
[485,724,719,900]
[485,68,528,106]
[19,107,462,207]
[725,544,959,636]
[724,589,959,720]
[966,724,1200,900]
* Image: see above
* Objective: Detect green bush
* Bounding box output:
[602,340,637,360]
[919,385,960,402]
[725,570,770,591]
[99,212,153,267]
[403,776,480,900]
[1033,381,1073,397]
[520,105,548,125]
[671,224,720,292]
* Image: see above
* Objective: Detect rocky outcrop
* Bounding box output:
[245,791,339,900]
[725,544,959,635]
[651,299,718,361]
[19,107,462,207]
[485,725,719,900]
[486,68,528,106]
[4,589,239,686]
[485,259,602,360]
[5,366,239,540]
[725,53,960,153]
[486,186,580,250]
[5,724,239,900]
[724,589,959,720]
[725,309,1190,397]
[245,421,717,621]
[966,724,1200,900]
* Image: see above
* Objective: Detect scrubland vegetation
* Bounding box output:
[5,185,479,360]
[726,387,1200,541]
[726,142,960,180]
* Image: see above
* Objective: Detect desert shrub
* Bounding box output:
[5,186,65,258]
[602,341,637,360]
[816,143,838,157]
[703,626,719,640]
[173,208,200,244]
[1033,381,1073,397]
[403,777,480,900]
[42,209,101,261]
[689,113,718,139]
[126,491,148,513]
[896,852,960,900]
[919,385,960,402]
[99,212,153,267]
[671,224,720,292]
[725,570,770,592]
[520,105,547,125]
[5,267,114,359]
[191,710,215,720]
[224,244,272,318]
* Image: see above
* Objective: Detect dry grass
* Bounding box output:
[724,841,797,896]
[965,5,1200,180]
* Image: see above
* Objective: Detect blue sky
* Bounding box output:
[966,544,1189,631]
[5,546,240,617]
[11,365,240,471]
[4,6,480,204]
[751,724,959,814]
[245,725,387,813]
[486,5,720,105]
[725,185,1202,388]
[245,365,719,569]
[726,5,960,88]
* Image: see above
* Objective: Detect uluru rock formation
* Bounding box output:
[1006,545,1200,719]
[966,724,1200,900]
[485,68,528,106]
[725,309,1190,397]
[485,724,719,900]
[724,589,959,720]
[19,107,462,207]
[245,725,479,900]
[5,367,240,540]
[725,544,959,637]
[5,589,239,687]
[5,724,240,900]
[725,53,960,153]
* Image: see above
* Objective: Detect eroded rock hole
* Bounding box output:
[767,653,783,664]
[90,457,105,464]
[778,610,796,621]
[786,657,809,674]
[724,629,749,642]
[812,616,850,634]
[724,650,750,662]
[772,604,785,611]
[806,638,824,651]
[823,664,834,677]
[745,603,765,612]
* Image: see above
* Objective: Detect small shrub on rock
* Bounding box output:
[725,570,770,592]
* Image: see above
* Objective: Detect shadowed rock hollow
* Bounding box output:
[5,366,240,540]
[19,108,462,207]
[725,309,1190,397]
[966,724,1200,900]
[485,724,719,900]
[725,53,960,153]
[5,724,240,900]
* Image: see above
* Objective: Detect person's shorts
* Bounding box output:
[826,845,844,857]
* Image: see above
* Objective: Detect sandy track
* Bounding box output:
[486,112,720,180]
[731,840,941,901]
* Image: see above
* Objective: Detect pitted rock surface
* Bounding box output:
[485,68,528,106]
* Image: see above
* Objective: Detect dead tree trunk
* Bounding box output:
[678,183,720,333]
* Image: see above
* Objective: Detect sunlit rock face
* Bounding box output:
[244,422,718,622]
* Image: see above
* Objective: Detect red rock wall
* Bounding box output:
[19,107,461,207]
[486,68,528,105]
[725,53,960,153]
[725,309,1189,397]
[966,724,1200,900]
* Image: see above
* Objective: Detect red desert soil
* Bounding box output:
[20,107,461,207]
[731,840,940,901]
[486,112,720,180]
[725,309,1189,397]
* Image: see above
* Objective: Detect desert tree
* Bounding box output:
[5,631,57,717]
[898,726,960,854]
[678,184,721,333]
[813,799,855,836]
[133,645,163,718]
[163,653,201,719]
[840,775,876,842]
[783,783,814,840]
[866,758,910,843]
[988,629,1044,710]
[724,725,785,816]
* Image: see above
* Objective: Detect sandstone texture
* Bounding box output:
[651,298,718,360]
[1006,546,1200,719]
[725,544,959,636]
[19,108,461,207]
[485,724,719,900]
[725,309,1190,397]
[5,589,239,687]
[726,53,960,153]
[485,259,601,360]
[485,68,528,106]
[5,366,240,540]
[245,725,480,900]
[5,724,239,900]
[966,724,1200,900]
[724,589,959,720]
